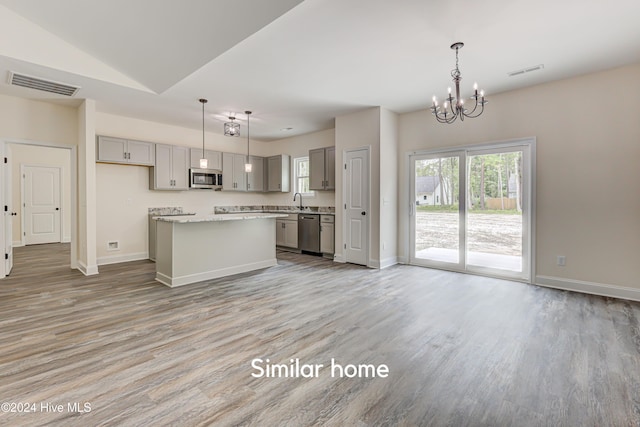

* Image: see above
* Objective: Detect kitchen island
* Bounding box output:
[154,213,288,287]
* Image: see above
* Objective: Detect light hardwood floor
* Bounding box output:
[1,243,640,426]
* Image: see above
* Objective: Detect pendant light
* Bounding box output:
[224,116,240,137]
[199,98,208,169]
[244,110,252,173]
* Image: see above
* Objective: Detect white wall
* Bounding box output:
[380,108,398,268]
[335,107,381,266]
[95,113,336,263]
[398,63,640,291]
[0,93,79,273]
[9,144,71,244]
[78,100,97,274]
[0,93,78,145]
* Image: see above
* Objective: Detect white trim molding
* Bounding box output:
[77,260,99,276]
[379,257,399,269]
[536,275,640,302]
[156,259,277,288]
[97,252,149,266]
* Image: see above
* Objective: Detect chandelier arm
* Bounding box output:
[463,98,480,117]
[463,104,485,119]
[437,112,457,124]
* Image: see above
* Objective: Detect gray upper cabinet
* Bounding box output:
[150,144,189,190]
[97,136,155,166]
[189,148,222,170]
[222,152,246,191]
[222,153,265,192]
[309,146,335,191]
[247,155,265,192]
[267,154,290,192]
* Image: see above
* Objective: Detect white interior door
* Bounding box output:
[3,146,13,276]
[23,165,61,245]
[344,148,369,266]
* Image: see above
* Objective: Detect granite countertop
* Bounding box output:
[214,205,335,215]
[155,213,289,223]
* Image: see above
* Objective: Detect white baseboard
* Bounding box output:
[536,275,640,302]
[333,252,345,263]
[12,241,24,247]
[77,260,99,276]
[98,252,148,266]
[397,255,409,264]
[156,259,278,287]
[379,256,398,269]
[62,236,71,243]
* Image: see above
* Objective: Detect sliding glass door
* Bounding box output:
[410,141,532,281]
[410,152,464,269]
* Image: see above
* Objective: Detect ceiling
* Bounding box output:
[0,0,639,141]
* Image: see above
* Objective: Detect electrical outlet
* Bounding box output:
[557,256,566,266]
[108,241,120,251]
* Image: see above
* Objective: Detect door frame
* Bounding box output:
[342,146,371,267]
[21,164,64,246]
[0,139,77,279]
[409,150,466,271]
[407,137,536,283]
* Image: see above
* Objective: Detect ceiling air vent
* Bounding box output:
[7,71,80,96]
[507,64,544,77]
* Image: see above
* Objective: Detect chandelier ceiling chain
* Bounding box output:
[431,42,488,124]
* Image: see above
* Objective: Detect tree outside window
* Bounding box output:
[294,156,313,196]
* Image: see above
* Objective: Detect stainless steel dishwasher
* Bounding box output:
[298,213,320,253]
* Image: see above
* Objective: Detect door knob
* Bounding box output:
[361,211,366,216]
[11,212,17,216]
[56,208,60,211]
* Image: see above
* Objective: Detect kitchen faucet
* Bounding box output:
[293,192,303,210]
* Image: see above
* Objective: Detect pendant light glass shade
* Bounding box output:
[224,117,240,137]
[199,98,208,168]
[244,110,252,173]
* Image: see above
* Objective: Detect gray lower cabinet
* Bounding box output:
[97,136,155,166]
[267,154,290,192]
[190,148,222,170]
[309,146,335,190]
[320,215,335,254]
[150,144,190,190]
[276,215,298,248]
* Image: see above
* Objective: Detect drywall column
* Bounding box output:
[379,109,399,268]
[77,99,98,275]
[335,107,381,267]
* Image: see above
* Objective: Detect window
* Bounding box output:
[294,156,313,196]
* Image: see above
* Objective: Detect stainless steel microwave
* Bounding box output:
[190,168,222,189]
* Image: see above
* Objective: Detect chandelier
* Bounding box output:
[224,116,240,137]
[431,42,487,124]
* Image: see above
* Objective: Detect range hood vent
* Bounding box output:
[7,71,80,96]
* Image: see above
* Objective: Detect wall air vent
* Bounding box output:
[7,71,80,96]
[507,64,544,77]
